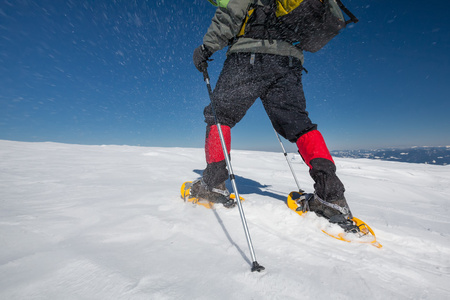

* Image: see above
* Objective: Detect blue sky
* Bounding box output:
[1,0,449,152]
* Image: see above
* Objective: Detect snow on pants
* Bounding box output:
[201,52,344,201]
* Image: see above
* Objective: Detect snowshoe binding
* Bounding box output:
[181,180,242,209]
[287,191,382,248]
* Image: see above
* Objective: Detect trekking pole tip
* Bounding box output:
[251,261,265,272]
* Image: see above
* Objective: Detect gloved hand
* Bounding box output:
[193,44,213,73]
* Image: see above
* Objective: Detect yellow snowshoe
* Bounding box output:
[287,191,382,248]
[181,181,244,209]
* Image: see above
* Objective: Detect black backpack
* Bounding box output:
[237,0,359,52]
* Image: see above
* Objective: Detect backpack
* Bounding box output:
[209,0,359,53]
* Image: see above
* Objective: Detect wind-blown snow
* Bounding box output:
[0,140,449,299]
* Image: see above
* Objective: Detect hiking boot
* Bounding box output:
[190,179,235,208]
[303,194,358,233]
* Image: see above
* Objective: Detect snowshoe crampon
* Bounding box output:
[287,191,382,248]
[181,181,244,209]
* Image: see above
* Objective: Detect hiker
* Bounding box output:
[190,0,354,226]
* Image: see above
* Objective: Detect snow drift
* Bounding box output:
[0,140,449,299]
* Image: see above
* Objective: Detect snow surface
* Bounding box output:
[1,140,449,299]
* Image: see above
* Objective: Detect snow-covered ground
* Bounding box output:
[1,140,449,299]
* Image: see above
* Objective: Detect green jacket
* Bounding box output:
[203,0,304,63]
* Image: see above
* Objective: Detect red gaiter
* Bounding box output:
[205,125,231,164]
[296,130,334,169]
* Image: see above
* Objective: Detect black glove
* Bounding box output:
[193,44,212,73]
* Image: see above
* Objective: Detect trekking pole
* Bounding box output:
[203,70,264,273]
[273,130,304,193]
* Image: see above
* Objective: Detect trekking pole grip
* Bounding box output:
[203,70,214,99]
[203,70,210,83]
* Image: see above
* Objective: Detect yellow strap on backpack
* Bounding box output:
[237,8,255,37]
[276,0,305,17]
[276,0,326,17]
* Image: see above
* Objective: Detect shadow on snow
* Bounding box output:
[193,169,287,203]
